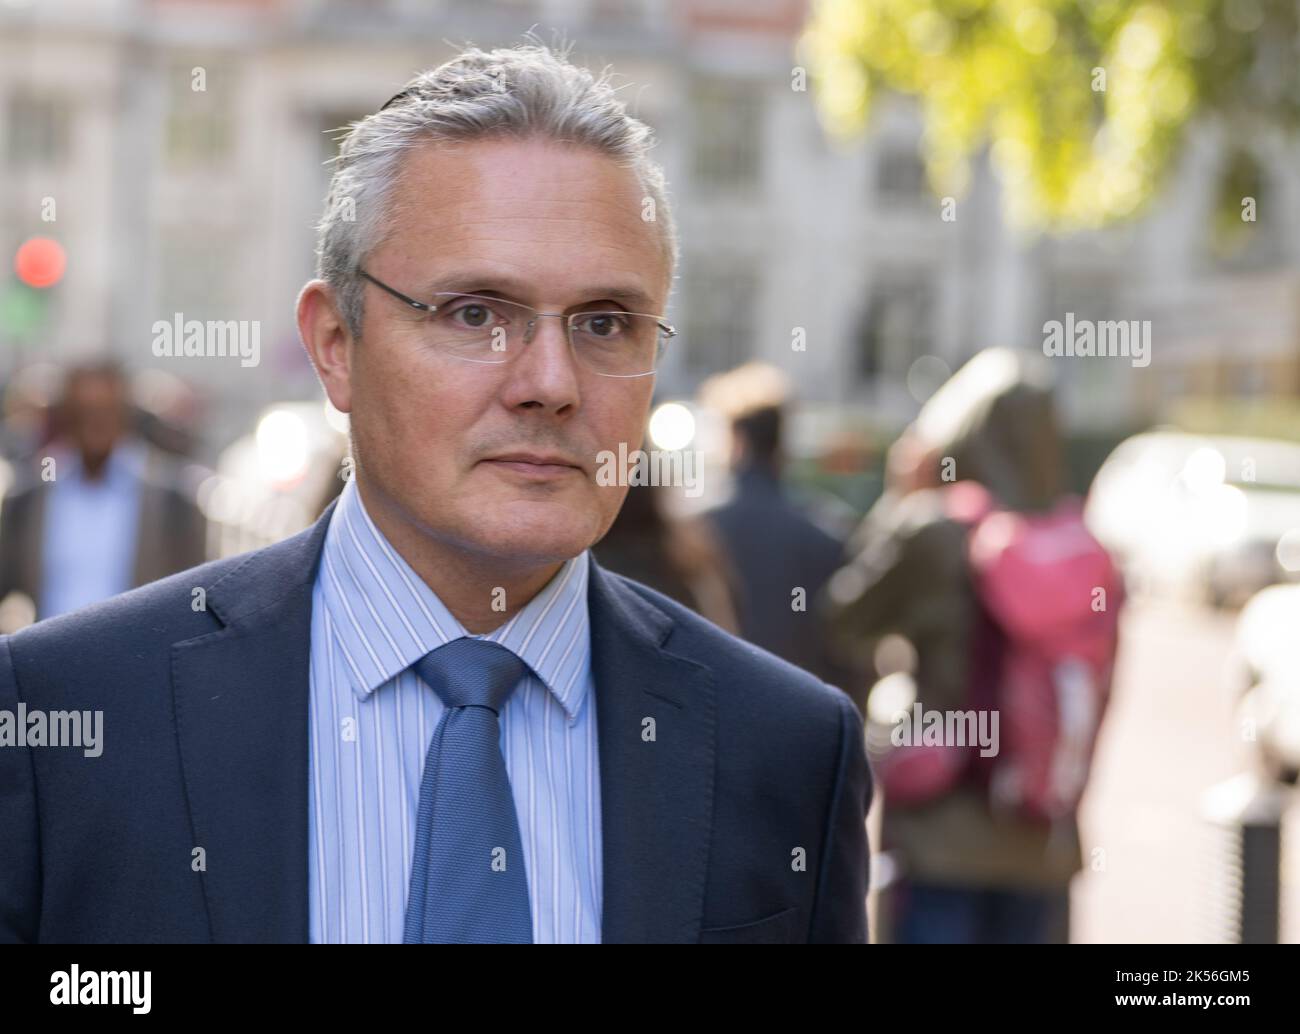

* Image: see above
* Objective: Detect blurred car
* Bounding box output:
[1231,584,1300,784]
[1085,431,1300,607]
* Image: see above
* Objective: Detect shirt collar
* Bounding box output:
[54,436,147,488]
[317,477,592,720]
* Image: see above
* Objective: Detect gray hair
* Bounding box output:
[315,41,678,339]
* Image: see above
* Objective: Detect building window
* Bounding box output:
[165,60,233,169]
[1040,263,1126,416]
[1211,187,1283,273]
[683,256,759,375]
[690,79,762,191]
[1040,265,1118,340]
[6,90,72,168]
[856,272,933,382]
[157,228,235,321]
[875,142,926,203]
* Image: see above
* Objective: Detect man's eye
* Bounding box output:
[446,302,497,329]
[576,313,625,337]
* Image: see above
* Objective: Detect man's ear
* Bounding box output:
[297,279,355,413]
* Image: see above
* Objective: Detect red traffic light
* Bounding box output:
[14,237,66,289]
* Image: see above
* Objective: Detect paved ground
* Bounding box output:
[1072,596,1299,943]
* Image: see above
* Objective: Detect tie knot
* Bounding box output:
[413,638,529,713]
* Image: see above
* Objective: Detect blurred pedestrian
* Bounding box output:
[701,362,855,698]
[824,348,1122,943]
[0,359,208,624]
[593,480,740,633]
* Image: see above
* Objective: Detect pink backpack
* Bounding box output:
[880,481,1122,823]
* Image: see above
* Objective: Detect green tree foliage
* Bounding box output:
[800,0,1300,230]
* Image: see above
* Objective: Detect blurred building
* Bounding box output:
[4,0,1300,459]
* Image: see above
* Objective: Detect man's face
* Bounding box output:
[333,136,669,569]
[65,373,127,471]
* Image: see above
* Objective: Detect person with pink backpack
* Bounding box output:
[824,348,1123,943]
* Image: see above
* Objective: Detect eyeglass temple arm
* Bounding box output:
[358,270,438,314]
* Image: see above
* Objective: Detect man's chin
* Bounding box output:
[460,503,600,568]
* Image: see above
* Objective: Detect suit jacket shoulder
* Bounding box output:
[615,569,859,733]
[598,569,873,943]
[5,524,312,700]
[0,519,325,943]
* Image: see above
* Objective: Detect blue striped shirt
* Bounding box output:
[307,477,602,943]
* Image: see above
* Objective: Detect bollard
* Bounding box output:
[1202,772,1287,944]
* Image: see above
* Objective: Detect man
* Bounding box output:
[0,360,207,625]
[701,363,855,703]
[0,43,871,944]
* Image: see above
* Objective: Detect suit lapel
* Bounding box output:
[589,559,717,943]
[171,501,336,943]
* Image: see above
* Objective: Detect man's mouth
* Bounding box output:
[480,452,585,480]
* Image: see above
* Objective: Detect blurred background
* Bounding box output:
[3,0,1300,943]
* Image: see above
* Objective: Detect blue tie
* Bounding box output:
[404,637,533,943]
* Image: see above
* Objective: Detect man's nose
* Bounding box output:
[503,313,581,412]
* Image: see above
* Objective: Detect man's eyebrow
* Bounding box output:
[422,274,662,313]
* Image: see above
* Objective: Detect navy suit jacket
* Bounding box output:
[0,500,872,943]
